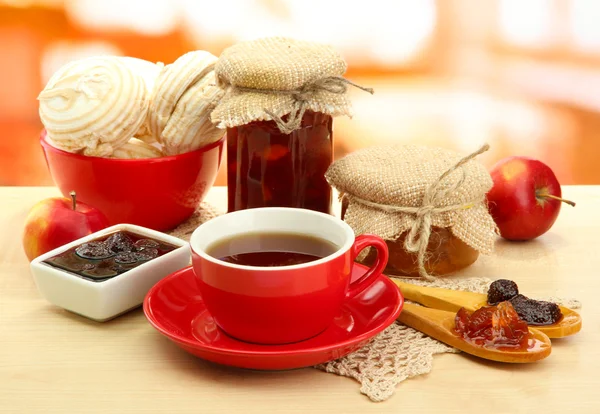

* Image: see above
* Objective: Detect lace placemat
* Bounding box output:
[168,202,223,241]
[168,204,582,402]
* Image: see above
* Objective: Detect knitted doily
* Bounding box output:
[168,204,582,402]
[168,202,222,241]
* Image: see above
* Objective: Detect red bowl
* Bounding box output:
[40,130,224,231]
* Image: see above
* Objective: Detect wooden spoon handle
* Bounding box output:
[392,280,487,312]
[398,303,482,357]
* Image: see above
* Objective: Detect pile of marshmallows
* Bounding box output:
[38,51,224,159]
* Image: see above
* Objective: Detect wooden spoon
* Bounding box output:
[399,303,552,363]
[393,281,582,338]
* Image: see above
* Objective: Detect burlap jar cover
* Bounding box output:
[210,37,373,134]
[325,143,499,280]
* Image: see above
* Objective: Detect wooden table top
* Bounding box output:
[1,186,598,413]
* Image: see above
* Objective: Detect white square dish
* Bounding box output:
[30,224,190,322]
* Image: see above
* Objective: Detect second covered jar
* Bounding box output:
[211,37,373,214]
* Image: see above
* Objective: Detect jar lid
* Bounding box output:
[210,37,373,134]
[326,144,499,279]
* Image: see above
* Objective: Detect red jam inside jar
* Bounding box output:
[227,110,333,214]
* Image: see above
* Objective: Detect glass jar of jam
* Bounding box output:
[210,37,373,215]
[341,199,479,277]
[227,110,333,214]
[327,143,497,279]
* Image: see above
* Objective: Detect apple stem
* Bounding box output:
[537,192,576,207]
[70,191,77,210]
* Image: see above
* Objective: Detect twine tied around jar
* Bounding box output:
[230,76,374,134]
[342,143,491,280]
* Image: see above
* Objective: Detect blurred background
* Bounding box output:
[1,0,599,186]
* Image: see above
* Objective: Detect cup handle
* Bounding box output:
[346,234,389,299]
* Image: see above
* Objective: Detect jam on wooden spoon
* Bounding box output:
[487,279,563,325]
[454,301,531,350]
[398,302,551,363]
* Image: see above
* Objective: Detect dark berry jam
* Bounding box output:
[509,294,563,326]
[43,230,178,282]
[487,279,519,305]
[487,279,563,325]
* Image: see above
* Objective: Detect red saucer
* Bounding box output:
[143,264,404,370]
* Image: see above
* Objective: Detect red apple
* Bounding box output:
[487,156,575,241]
[22,191,109,261]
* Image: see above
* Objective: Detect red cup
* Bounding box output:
[190,207,389,345]
[40,130,224,231]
